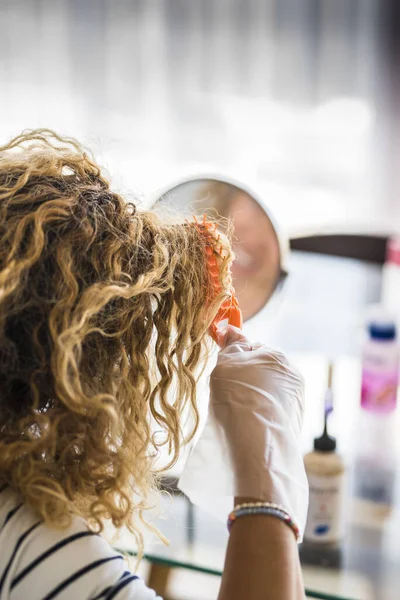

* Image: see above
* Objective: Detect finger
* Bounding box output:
[217,324,250,349]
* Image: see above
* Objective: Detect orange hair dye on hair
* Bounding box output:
[191,215,243,341]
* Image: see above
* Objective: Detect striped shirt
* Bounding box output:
[0,487,162,600]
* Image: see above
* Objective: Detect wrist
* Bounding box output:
[234,496,263,507]
[229,501,300,542]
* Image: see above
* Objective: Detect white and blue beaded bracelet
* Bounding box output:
[227,502,300,541]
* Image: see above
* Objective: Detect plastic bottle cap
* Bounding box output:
[368,322,396,340]
[386,238,400,266]
[314,432,337,452]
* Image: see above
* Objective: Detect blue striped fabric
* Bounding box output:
[0,488,161,600]
[11,531,96,588]
[41,556,124,600]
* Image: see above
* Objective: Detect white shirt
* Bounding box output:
[0,487,162,600]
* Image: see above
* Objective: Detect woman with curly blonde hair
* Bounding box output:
[0,130,306,600]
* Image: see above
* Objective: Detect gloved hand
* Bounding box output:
[179,326,309,540]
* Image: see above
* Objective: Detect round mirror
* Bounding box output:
[152,176,288,321]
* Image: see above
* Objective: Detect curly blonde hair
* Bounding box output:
[0,129,233,550]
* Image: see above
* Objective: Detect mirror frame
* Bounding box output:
[150,172,290,319]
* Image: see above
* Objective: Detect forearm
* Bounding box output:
[201,330,307,600]
[218,514,305,600]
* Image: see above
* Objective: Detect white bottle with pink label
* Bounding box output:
[361,317,399,413]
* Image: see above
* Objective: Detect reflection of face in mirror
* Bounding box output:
[154,179,282,321]
[197,182,281,320]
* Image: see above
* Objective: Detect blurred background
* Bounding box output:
[1,0,400,235]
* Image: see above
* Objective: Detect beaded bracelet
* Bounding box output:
[227,502,300,542]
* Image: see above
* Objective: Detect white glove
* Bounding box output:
[179,326,309,540]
